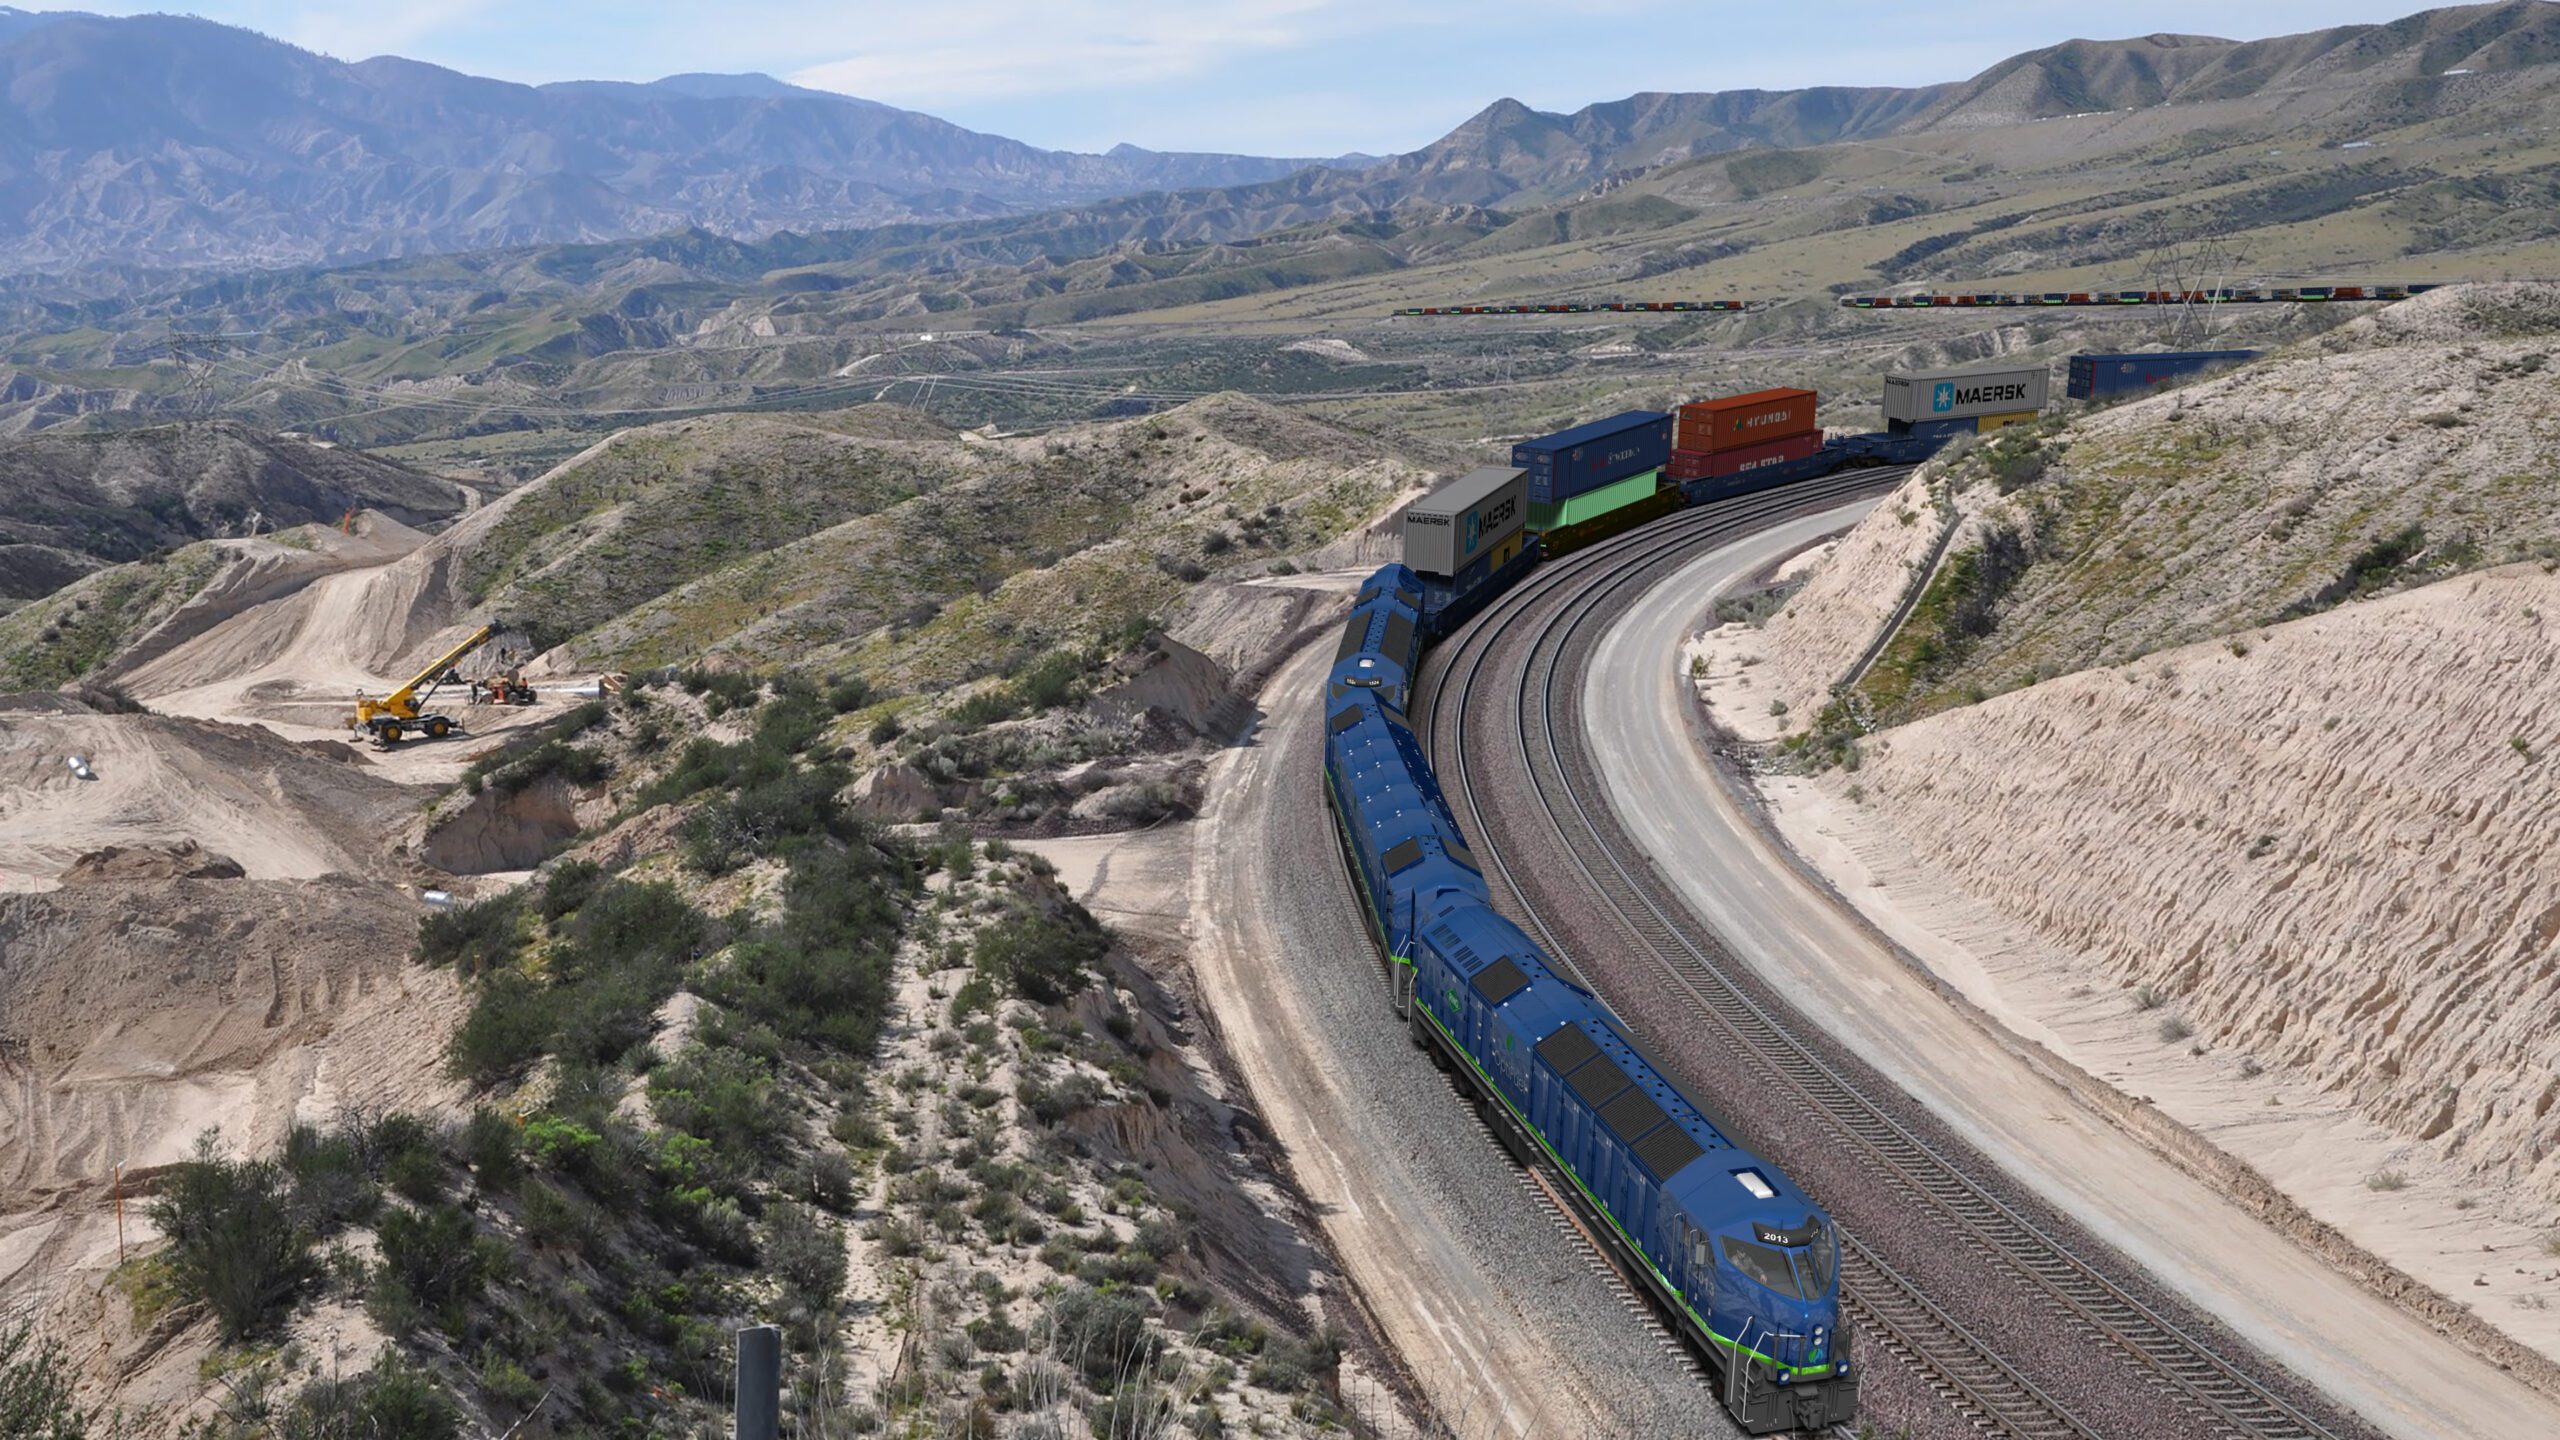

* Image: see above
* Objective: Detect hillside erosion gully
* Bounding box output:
[1412,484,2423,1440]
[1578,508,2560,1440]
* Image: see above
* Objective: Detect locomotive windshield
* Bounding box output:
[1723,1221,1839,1300]
[1722,1237,1803,1299]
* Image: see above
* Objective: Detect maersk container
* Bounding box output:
[1403,466,1527,579]
[1881,365,2048,425]
[1527,468,1661,533]
[1511,411,1672,505]
[1674,388,1816,454]
[1666,432,1823,482]
[2065,350,2260,400]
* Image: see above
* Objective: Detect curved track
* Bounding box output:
[1409,481,2377,1440]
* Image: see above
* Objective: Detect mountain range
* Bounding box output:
[0,3,2555,280]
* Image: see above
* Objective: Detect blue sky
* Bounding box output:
[55,2,2451,155]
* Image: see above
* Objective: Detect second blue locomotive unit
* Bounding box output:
[1321,566,1857,1432]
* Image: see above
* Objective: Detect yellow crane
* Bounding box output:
[347,623,519,744]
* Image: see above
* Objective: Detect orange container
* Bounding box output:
[1674,388,1817,454]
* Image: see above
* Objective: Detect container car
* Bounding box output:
[1668,431,1824,482]
[1528,467,1663,534]
[1882,365,2048,426]
[1404,466,1527,580]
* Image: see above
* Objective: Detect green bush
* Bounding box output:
[281,1122,380,1231]
[147,1136,313,1341]
[701,841,912,1052]
[537,858,603,920]
[1048,1285,1157,1389]
[0,1318,91,1440]
[415,892,524,974]
[974,903,1109,1005]
[448,972,554,1086]
[682,767,850,873]
[277,1352,456,1440]
[650,1046,787,1168]
[462,1108,522,1190]
[764,1200,849,1312]
[374,1203,486,1319]
[826,675,875,713]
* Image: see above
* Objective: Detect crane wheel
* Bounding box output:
[379,722,403,744]
[427,717,452,739]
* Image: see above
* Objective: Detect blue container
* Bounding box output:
[1511,411,1673,505]
[2066,350,2260,400]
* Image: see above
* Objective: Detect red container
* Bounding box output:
[1666,431,1824,481]
[1674,388,1817,454]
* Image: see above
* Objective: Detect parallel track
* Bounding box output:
[1411,478,2357,1440]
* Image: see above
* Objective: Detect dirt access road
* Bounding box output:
[1585,500,2560,1440]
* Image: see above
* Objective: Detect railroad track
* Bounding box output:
[1411,479,2360,1440]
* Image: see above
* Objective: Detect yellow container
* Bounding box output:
[1976,410,2039,433]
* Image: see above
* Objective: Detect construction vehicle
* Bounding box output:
[347,623,522,744]
[471,666,537,707]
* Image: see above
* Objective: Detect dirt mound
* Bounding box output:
[1087,636,1254,742]
[0,875,465,1316]
[58,841,244,884]
[0,696,429,890]
[418,775,590,874]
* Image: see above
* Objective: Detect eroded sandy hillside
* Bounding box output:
[1701,283,2560,1347]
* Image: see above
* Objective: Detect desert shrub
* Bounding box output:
[950,690,1022,729]
[448,972,555,1086]
[537,858,603,920]
[414,892,524,974]
[373,1202,487,1322]
[0,1318,90,1440]
[679,668,760,716]
[974,903,1110,1006]
[765,1200,849,1312]
[281,1123,380,1230]
[277,1352,456,1440]
[650,1046,787,1169]
[1047,1285,1157,1390]
[461,1108,522,1190]
[704,841,912,1052]
[2367,1169,2410,1192]
[2157,1015,2194,1043]
[827,675,875,713]
[147,1136,313,1341]
[801,1150,857,1213]
[684,767,850,873]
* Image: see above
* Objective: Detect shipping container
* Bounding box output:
[1511,411,1673,505]
[1881,365,2049,425]
[1527,468,1662,533]
[1674,388,1817,454]
[1676,445,1840,506]
[1403,466,1527,578]
[2065,350,2260,400]
[1666,432,1824,482]
[1535,486,1685,560]
[1974,411,2038,434]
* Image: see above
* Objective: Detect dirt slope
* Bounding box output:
[0,694,429,891]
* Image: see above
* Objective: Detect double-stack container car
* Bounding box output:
[1667,387,1829,505]
[1400,466,1539,638]
[1511,412,1672,506]
[2066,350,2261,400]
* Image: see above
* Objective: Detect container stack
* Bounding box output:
[1881,365,2048,436]
[1512,411,1673,533]
[1661,388,1830,504]
[2066,350,2259,400]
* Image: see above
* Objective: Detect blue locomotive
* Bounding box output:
[1319,574,1857,1434]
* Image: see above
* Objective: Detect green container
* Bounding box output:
[1528,467,1662,532]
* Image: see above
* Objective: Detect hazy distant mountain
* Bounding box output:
[0,11,1351,274]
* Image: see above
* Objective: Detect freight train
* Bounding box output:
[1322,622,1855,1435]
[1389,282,2437,316]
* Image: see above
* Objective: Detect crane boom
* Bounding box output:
[384,624,498,713]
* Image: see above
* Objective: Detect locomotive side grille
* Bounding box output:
[1567,1055,1632,1108]
[1471,956,1531,1005]
[1535,1023,1599,1076]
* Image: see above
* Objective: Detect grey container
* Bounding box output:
[1403,466,1527,578]
[1882,365,2050,425]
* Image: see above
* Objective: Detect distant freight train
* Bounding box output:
[1390,283,2437,315]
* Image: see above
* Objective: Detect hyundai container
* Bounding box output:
[1527,468,1661,533]
[1666,432,1824,482]
[1403,466,1527,578]
[1511,412,1673,504]
[1675,388,1817,454]
[2065,350,2259,400]
[1882,365,2047,425]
